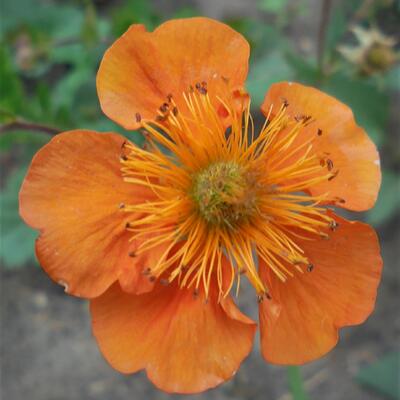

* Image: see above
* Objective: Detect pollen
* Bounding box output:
[119,79,340,300]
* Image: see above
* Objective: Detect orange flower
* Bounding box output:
[19,17,383,394]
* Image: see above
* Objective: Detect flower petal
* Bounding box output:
[19,130,152,298]
[258,212,382,364]
[261,82,381,211]
[97,17,250,129]
[90,278,256,393]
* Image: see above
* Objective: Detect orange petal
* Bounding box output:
[118,236,172,294]
[261,82,381,211]
[19,130,152,298]
[97,17,250,129]
[258,212,382,365]
[91,278,256,393]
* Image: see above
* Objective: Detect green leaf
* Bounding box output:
[356,352,400,400]
[247,51,293,106]
[0,46,24,115]
[367,170,400,225]
[111,0,160,37]
[0,130,49,152]
[258,0,288,13]
[0,166,37,268]
[386,66,400,91]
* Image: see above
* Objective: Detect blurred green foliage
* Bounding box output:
[0,0,399,269]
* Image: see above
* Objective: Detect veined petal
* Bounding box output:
[261,82,381,211]
[258,212,382,364]
[91,273,256,394]
[97,17,250,129]
[19,130,152,298]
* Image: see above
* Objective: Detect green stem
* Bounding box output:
[287,366,311,400]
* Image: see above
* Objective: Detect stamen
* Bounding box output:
[119,85,339,299]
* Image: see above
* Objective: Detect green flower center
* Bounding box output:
[191,161,257,228]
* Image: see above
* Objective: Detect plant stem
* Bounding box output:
[0,120,60,135]
[287,366,311,400]
[317,0,333,74]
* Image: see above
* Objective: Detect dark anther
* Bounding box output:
[121,141,127,149]
[142,267,151,276]
[329,220,339,231]
[149,276,156,282]
[119,202,125,209]
[307,264,314,272]
[328,170,339,181]
[128,251,136,258]
[317,128,323,136]
[189,85,194,92]
[195,82,201,90]
[326,159,334,171]
[160,278,169,286]
[294,114,303,122]
[320,159,326,167]
[125,222,132,229]
[159,103,169,113]
[135,112,141,122]
[265,292,272,300]
[198,87,207,95]
[221,76,229,83]
[193,288,199,298]
[155,115,166,122]
[335,197,346,204]
[120,154,128,161]
[201,81,207,87]
[172,106,178,116]
[281,97,289,108]
[167,93,173,102]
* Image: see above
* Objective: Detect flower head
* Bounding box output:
[338,25,398,75]
[20,17,383,394]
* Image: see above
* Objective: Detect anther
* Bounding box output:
[329,220,339,231]
[149,276,156,282]
[326,159,334,171]
[128,251,136,258]
[281,97,289,108]
[172,106,178,116]
[119,202,125,209]
[307,263,314,272]
[142,267,151,276]
[159,103,169,113]
[120,154,128,161]
[156,115,167,122]
[193,288,199,298]
[167,93,173,102]
[317,128,323,136]
[125,222,132,229]
[135,112,141,122]
[160,278,169,286]
[334,197,346,204]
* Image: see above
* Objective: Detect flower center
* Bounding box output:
[191,161,257,228]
